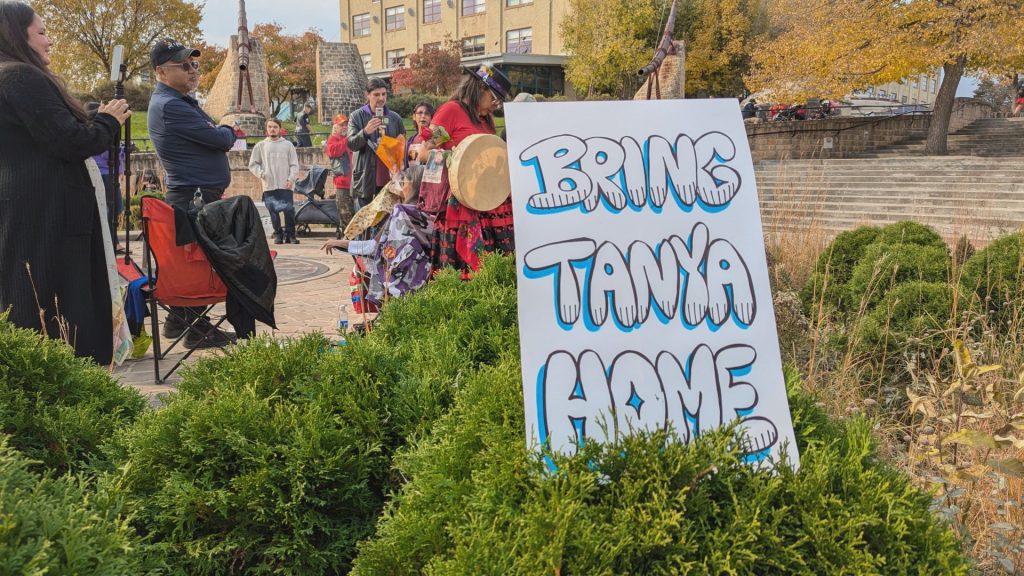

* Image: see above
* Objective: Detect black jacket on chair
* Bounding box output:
[194,196,277,337]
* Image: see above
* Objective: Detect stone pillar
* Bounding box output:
[204,34,271,133]
[316,42,369,123]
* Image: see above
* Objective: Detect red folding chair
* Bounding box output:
[139,196,230,383]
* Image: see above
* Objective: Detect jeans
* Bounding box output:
[263,189,296,238]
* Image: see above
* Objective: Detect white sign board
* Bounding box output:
[504,99,798,468]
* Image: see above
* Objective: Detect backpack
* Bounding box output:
[330,152,350,177]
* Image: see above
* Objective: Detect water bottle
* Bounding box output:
[337,302,349,346]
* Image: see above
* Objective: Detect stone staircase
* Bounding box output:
[754,117,1024,245]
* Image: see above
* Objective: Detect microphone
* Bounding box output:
[109,45,124,83]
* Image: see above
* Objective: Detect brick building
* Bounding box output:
[338,0,570,96]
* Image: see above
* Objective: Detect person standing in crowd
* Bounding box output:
[295,102,314,148]
[147,36,236,348]
[1014,85,1024,117]
[0,0,130,365]
[347,78,405,213]
[414,63,515,276]
[406,101,434,162]
[325,113,354,227]
[249,118,300,244]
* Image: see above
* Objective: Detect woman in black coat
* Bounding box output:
[0,1,130,365]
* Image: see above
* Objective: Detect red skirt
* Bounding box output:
[433,196,515,276]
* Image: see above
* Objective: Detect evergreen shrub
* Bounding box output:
[106,256,520,573]
[0,438,155,575]
[800,226,880,314]
[106,335,386,575]
[960,230,1024,329]
[0,314,146,473]
[845,243,950,311]
[874,220,948,251]
[353,362,970,575]
[855,281,961,357]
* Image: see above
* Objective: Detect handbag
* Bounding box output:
[418,149,450,214]
[329,153,350,177]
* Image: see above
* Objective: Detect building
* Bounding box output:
[853,72,941,106]
[338,0,571,96]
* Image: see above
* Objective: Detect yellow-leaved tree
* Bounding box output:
[33,0,202,92]
[747,0,1024,154]
[562,0,770,98]
[561,0,662,97]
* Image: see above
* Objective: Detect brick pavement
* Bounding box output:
[112,229,355,396]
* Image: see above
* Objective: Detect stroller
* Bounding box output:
[293,165,341,238]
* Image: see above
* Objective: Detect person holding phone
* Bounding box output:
[346,78,405,214]
[0,1,131,364]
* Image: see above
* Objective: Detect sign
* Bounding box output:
[504,99,798,468]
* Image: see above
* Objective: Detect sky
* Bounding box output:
[199,0,341,47]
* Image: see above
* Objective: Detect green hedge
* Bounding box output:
[353,362,969,575]
[800,226,881,315]
[855,281,961,357]
[845,243,950,311]
[874,220,948,251]
[105,256,520,573]
[0,438,155,575]
[105,336,386,574]
[0,314,146,473]
[960,230,1024,329]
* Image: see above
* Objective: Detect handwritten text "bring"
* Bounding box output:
[520,131,742,213]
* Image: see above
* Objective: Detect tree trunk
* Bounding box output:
[925,55,967,155]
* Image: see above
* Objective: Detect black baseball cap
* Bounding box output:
[150,38,200,68]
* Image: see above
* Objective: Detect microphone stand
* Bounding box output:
[111,63,133,265]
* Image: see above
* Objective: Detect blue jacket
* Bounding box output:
[148,82,235,189]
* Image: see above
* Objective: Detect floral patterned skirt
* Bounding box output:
[433,195,515,276]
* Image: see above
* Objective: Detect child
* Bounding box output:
[321,165,433,304]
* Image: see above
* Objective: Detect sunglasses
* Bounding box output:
[161,60,199,72]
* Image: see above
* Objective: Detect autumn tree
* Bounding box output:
[561,0,663,97]
[684,0,769,97]
[747,0,1024,154]
[561,0,769,98]
[391,37,463,95]
[33,0,202,91]
[251,23,325,117]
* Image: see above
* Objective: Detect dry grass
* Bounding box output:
[768,215,1024,574]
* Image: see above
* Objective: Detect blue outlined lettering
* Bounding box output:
[522,223,755,330]
[520,132,741,214]
[538,345,778,459]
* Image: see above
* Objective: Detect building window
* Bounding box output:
[866,87,874,96]
[423,41,441,51]
[932,78,938,93]
[506,27,532,54]
[385,6,405,30]
[462,0,485,16]
[462,35,485,56]
[423,0,441,23]
[386,48,406,67]
[891,94,898,102]
[507,0,533,5]
[878,89,886,99]
[353,13,371,37]
[361,54,372,69]
[901,95,908,104]
[911,79,918,89]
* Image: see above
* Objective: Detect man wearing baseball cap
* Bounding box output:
[147,37,236,348]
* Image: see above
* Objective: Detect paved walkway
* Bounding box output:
[113,229,356,398]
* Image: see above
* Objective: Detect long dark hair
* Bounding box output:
[451,74,495,131]
[0,1,87,121]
